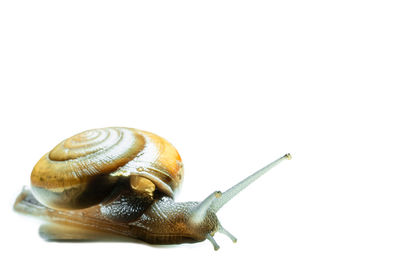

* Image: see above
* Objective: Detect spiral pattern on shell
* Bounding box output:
[31,127,183,210]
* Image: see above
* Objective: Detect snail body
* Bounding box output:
[14,127,290,250]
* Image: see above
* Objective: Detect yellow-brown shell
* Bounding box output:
[31,127,183,210]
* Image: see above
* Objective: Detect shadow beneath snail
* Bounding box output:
[38,223,184,249]
[39,223,133,243]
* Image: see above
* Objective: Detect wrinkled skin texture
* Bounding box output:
[14,187,219,244]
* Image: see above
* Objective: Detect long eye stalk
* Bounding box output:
[211,153,291,212]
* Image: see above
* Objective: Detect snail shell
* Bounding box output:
[31,127,183,210]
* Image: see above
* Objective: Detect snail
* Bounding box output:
[13,127,291,250]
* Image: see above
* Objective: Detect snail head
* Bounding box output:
[187,153,291,250]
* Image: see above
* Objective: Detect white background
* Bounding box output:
[0,1,399,266]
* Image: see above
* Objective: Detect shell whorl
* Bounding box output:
[31,127,183,210]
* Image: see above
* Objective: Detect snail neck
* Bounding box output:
[130,196,219,244]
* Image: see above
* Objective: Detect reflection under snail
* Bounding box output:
[13,127,291,250]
